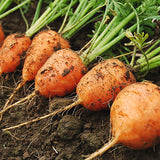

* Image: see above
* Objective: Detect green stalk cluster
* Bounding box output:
[59,0,106,39]
[79,0,159,66]
[135,40,160,74]
[0,0,30,19]
[25,0,106,39]
[25,0,78,37]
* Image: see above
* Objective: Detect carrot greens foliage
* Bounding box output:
[79,0,160,66]
[0,0,30,18]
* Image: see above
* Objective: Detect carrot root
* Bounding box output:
[1,80,26,113]
[84,137,119,160]
[0,90,36,117]
[2,99,81,131]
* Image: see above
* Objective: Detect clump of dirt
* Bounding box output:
[0,2,160,160]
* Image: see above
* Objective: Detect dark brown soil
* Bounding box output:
[0,3,160,160]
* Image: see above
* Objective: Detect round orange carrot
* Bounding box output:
[0,33,31,75]
[0,25,5,43]
[22,30,70,82]
[76,58,136,111]
[35,48,87,97]
[85,81,160,160]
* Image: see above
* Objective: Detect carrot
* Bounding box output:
[75,58,136,111]
[22,30,70,82]
[0,25,5,43]
[0,33,31,75]
[84,81,160,160]
[35,48,87,97]
[1,58,136,131]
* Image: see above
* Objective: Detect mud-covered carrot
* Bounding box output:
[22,30,70,82]
[35,48,87,97]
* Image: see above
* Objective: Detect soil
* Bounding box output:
[0,2,160,160]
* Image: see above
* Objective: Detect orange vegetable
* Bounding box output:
[85,81,160,160]
[35,48,87,97]
[0,33,31,75]
[76,58,136,111]
[0,25,5,43]
[22,30,70,82]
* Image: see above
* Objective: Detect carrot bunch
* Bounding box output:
[0,0,106,114]
[0,0,75,120]
[1,0,160,129]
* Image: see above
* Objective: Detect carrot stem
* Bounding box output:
[2,99,81,131]
[0,0,13,14]
[25,0,78,38]
[81,23,137,65]
[59,0,106,39]
[84,137,119,160]
[30,0,43,27]
[133,45,160,74]
[0,0,30,19]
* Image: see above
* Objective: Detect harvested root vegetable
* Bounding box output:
[2,58,136,131]
[85,81,160,160]
[76,58,136,111]
[0,25,5,43]
[22,30,70,82]
[0,33,31,75]
[35,48,87,97]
